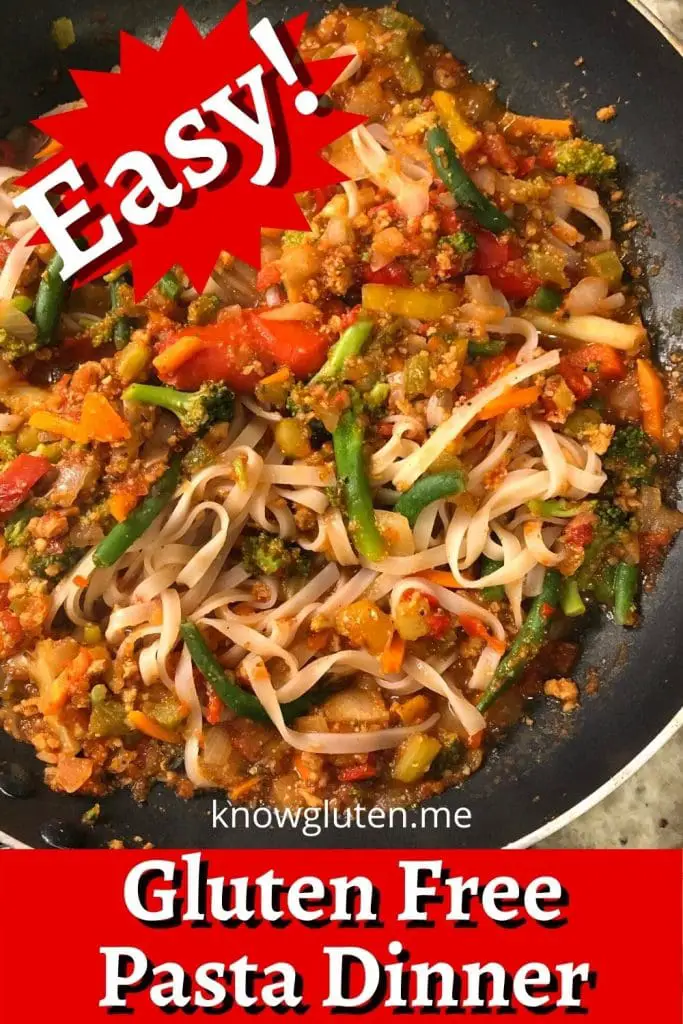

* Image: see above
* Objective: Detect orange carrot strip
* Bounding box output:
[418,570,461,588]
[152,335,203,375]
[35,138,63,160]
[80,393,130,443]
[478,385,540,421]
[73,575,89,588]
[28,410,85,443]
[109,492,137,523]
[127,710,182,744]
[380,632,406,675]
[502,114,574,139]
[458,614,506,653]
[229,777,262,801]
[636,358,665,443]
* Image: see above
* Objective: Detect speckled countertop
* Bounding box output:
[538,0,683,852]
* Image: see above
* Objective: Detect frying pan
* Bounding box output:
[1,0,681,850]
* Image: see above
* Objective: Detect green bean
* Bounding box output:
[157,270,182,301]
[561,578,586,618]
[613,562,638,626]
[34,251,70,348]
[93,459,181,568]
[110,272,133,350]
[180,621,330,724]
[426,125,512,234]
[468,338,506,358]
[481,555,505,602]
[333,398,385,562]
[530,285,563,313]
[527,498,592,519]
[394,470,466,527]
[312,320,373,382]
[477,570,562,712]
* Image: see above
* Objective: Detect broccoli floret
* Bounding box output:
[4,504,36,548]
[0,327,39,362]
[187,294,221,326]
[604,425,657,486]
[123,382,235,434]
[574,500,630,594]
[282,230,312,248]
[440,230,477,255]
[554,138,617,178]
[594,500,629,538]
[241,532,313,577]
[0,435,18,466]
[28,546,83,580]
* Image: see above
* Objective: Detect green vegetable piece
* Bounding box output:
[312,320,373,382]
[430,736,465,778]
[553,138,617,178]
[394,470,467,527]
[11,295,33,314]
[530,285,563,313]
[613,562,638,626]
[426,125,512,234]
[480,555,505,602]
[3,503,36,548]
[180,621,330,725]
[88,698,131,738]
[157,270,182,301]
[440,230,477,254]
[0,435,18,466]
[333,398,385,562]
[241,532,312,578]
[28,546,83,580]
[404,351,431,398]
[282,230,311,247]
[604,425,657,486]
[51,16,75,49]
[527,498,593,519]
[561,578,586,618]
[123,382,235,434]
[34,251,71,349]
[110,272,133,350]
[468,338,507,358]
[477,570,562,712]
[93,459,181,568]
[586,250,623,290]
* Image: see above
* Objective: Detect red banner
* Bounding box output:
[1,849,681,1019]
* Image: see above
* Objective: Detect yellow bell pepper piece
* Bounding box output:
[432,91,480,154]
[362,284,459,319]
[28,410,85,444]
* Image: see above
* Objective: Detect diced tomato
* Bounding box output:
[0,237,14,271]
[537,143,558,170]
[472,230,515,272]
[0,608,22,659]
[563,512,596,549]
[516,155,537,177]
[480,132,518,175]
[440,209,462,234]
[566,344,626,382]
[155,311,329,392]
[338,763,377,783]
[558,358,593,400]
[426,607,451,639]
[487,259,541,300]
[362,261,411,287]
[0,454,52,515]
[255,262,281,291]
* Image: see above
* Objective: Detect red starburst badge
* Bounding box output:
[16,1,363,294]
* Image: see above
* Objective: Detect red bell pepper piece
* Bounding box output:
[362,262,412,287]
[338,763,377,783]
[0,454,52,515]
[155,311,329,392]
[473,232,540,300]
[566,344,626,382]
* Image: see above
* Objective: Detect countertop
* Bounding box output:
[539,0,683,850]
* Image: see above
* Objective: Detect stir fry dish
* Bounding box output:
[0,5,681,810]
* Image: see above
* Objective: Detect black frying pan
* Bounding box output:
[1,0,681,850]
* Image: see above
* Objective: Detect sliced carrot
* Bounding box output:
[502,114,574,139]
[109,491,137,523]
[478,385,540,421]
[80,393,130,443]
[73,575,89,588]
[28,409,85,443]
[35,138,63,161]
[152,334,203,375]
[380,632,406,675]
[229,776,263,800]
[205,690,222,726]
[467,729,485,750]
[127,710,182,744]
[294,750,313,783]
[418,569,461,588]
[636,358,666,443]
[458,614,506,653]
[41,648,93,715]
